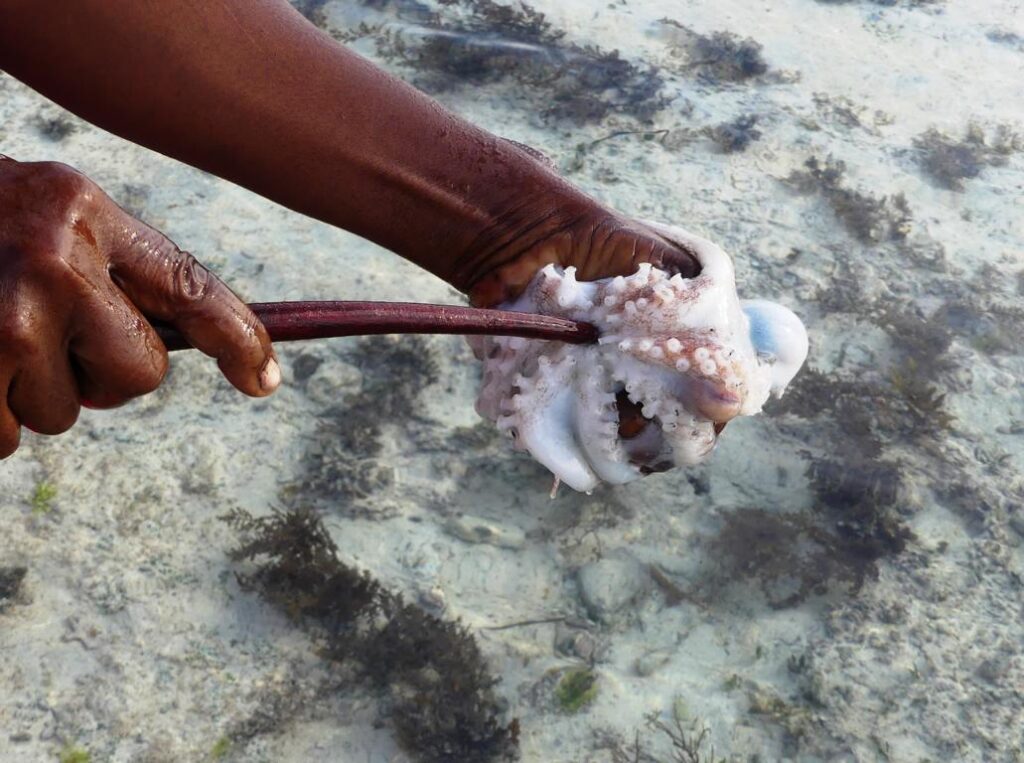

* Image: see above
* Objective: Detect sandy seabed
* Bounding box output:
[1,1,1023,761]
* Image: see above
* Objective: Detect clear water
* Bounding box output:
[0,1,1022,761]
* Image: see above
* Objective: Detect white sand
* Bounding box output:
[1,1,1022,761]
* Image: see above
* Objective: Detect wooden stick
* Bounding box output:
[154,300,598,351]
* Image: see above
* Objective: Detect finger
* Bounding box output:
[469,235,568,307]
[635,220,703,279]
[640,236,701,280]
[0,375,21,458]
[69,285,169,408]
[107,225,278,397]
[8,351,81,436]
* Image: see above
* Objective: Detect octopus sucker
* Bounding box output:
[473,223,809,492]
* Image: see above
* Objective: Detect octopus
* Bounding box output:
[472,222,809,493]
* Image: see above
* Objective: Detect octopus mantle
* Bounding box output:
[473,223,808,493]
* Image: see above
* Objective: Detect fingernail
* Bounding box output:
[259,357,281,392]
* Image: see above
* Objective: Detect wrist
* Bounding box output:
[466,207,704,308]
[356,124,602,296]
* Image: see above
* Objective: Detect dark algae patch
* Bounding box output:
[659,20,769,84]
[755,297,965,596]
[372,0,669,124]
[912,124,1022,191]
[706,506,906,609]
[0,566,27,612]
[225,507,519,762]
[787,156,911,243]
[708,114,761,153]
[987,29,1024,52]
[33,113,77,142]
[555,668,598,713]
[813,0,943,6]
[289,335,439,506]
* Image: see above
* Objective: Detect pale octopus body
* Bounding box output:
[473,223,808,493]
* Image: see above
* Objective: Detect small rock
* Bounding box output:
[444,515,526,550]
[635,649,672,677]
[576,555,649,623]
[1008,513,1024,540]
[179,439,226,493]
[976,656,1008,685]
[554,623,601,662]
[418,585,447,613]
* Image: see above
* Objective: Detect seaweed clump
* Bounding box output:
[912,124,1022,191]
[291,335,439,506]
[706,507,905,609]
[603,712,724,763]
[555,668,598,713]
[660,20,769,84]
[760,303,962,583]
[375,0,669,123]
[987,29,1024,52]
[787,156,912,244]
[814,0,942,6]
[935,299,1023,356]
[0,566,27,613]
[225,507,519,762]
[33,113,77,141]
[707,115,761,153]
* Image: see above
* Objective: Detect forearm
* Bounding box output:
[0,0,595,291]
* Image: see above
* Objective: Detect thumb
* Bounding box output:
[107,218,279,397]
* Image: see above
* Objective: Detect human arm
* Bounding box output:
[0,0,699,304]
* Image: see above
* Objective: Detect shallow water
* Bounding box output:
[1,1,1022,761]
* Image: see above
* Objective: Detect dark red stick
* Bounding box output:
[155,301,599,351]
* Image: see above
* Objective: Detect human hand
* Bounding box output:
[0,156,279,457]
[467,212,702,308]
[459,145,701,307]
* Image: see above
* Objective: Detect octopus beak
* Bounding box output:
[614,391,673,473]
[615,390,650,439]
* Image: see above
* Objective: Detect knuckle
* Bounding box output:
[134,352,169,395]
[21,401,79,437]
[124,353,169,397]
[0,426,20,459]
[239,311,266,349]
[34,161,94,201]
[171,252,213,303]
[0,312,40,356]
[23,163,97,224]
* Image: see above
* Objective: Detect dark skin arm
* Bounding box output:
[0,0,698,455]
